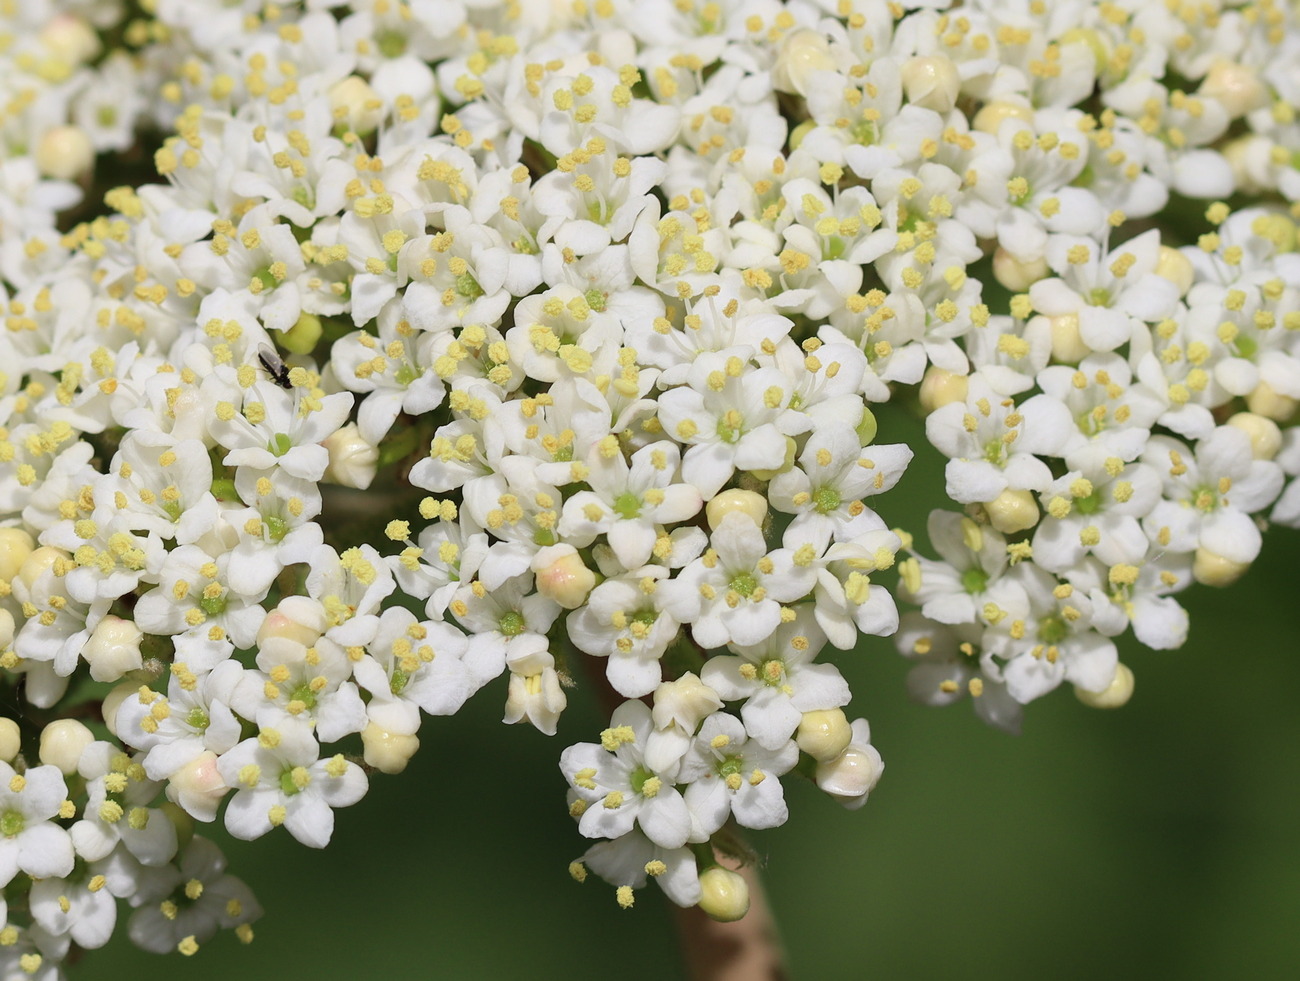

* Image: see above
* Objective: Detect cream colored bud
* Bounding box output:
[166,751,229,822]
[985,489,1039,535]
[1048,313,1092,364]
[1192,548,1250,587]
[993,247,1049,292]
[1220,135,1266,195]
[329,75,385,134]
[0,608,13,650]
[1153,246,1195,296]
[39,15,101,64]
[276,312,323,355]
[697,867,750,923]
[531,544,596,609]
[257,597,325,647]
[323,422,379,489]
[901,55,961,113]
[1075,662,1135,709]
[362,721,420,774]
[0,719,21,763]
[101,682,138,738]
[918,367,970,414]
[972,100,1034,135]
[0,528,35,582]
[795,708,853,762]
[82,615,144,683]
[651,673,723,732]
[815,741,884,805]
[705,489,768,531]
[772,29,836,97]
[747,435,798,481]
[1246,380,1298,422]
[1199,60,1268,119]
[35,125,95,181]
[1057,27,1109,69]
[38,719,94,775]
[1226,412,1283,460]
[18,546,67,591]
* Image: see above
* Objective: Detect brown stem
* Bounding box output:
[673,860,789,981]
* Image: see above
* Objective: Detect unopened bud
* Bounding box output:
[18,546,67,591]
[1226,411,1283,460]
[795,708,853,762]
[697,867,749,922]
[101,682,138,738]
[1153,246,1195,296]
[328,75,385,135]
[82,615,145,683]
[985,489,1039,534]
[166,751,229,822]
[772,29,836,97]
[0,528,35,582]
[1075,662,1135,709]
[257,597,325,647]
[276,312,323,355]
[651,673,723,732]
[35,125,95,181]
[746,436,798,481]
[0,609,13,650]
[1199,60,1268,119]
[919,366,970,414]
[993,247,1049,291]
[1048,313,1092,364]
[531,544,596,609]
[1192,548,1250,587]
[1246,380,1297,422]
[901,55,961,113]
[0,719,20,763]
[972,100,1034,135]
[361,722,420,774]
[323,422,379,489]
[39,719,94,775]
[815,737,884,808]
[705,489,768,531]
[39,15,102,64]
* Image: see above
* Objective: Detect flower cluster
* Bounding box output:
[0,0,1297,972]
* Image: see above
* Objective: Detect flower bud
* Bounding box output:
[0,527,34,582]
[329,75,385,134]
[35,125,95,181]
[918,366,969,414]
[795,708,853,762]
[788,119,816,151]
[1048,313,1092,364]
[1075,662,1135,709]
[276,312,323,355]
[101,682,138,738]
[993,247,1049,292]
[257,597,325,647]
[1246,380,1297,422]
[1199,60,1268,119]
[323,422,379,489]
[39,719,94,775]
[531,544,596,609]
[1153,246,1195,296]
[697,867,749,923]
[18,546,68,591]
[1192,548,1250,587]
[815,740,884,807]
[856,406,878,445]
[166,751,229,822]
[901,55,961,113]
[1226,411,1283,460]
[651,673,723,733]
[972,100,1034,135]
[746,436,798,481]
[82,615,144,683]
[362,721,420,774]
[39,15,101,64]
[705,489,768,531]
[985,489,1039,534]
[0,719,21,763]
[0,608,13,650]
[504,655,567,736]
[772,29,836,97]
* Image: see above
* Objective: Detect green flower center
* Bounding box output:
[0,808,24,838]
[729,572,758,598]
[186,708,210,731]
[629,766,654,796]
[1075,488,1103,515]
[1038,615,1069,645]
[961,566,989,594]
[813,486,842,514]
[199,592,228,617]
[377,30,406,58]
[613,491,642,520]
[499,611,526,637]
[290,684,318,710]
[717,754,744,780]
[269,433,294,457]
[265,514,289,542]
[584,288,607,312]
[390,669,409,695]
[253,265,278,292]
[455,272,483,298]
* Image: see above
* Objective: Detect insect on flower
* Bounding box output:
[258,343,293,389]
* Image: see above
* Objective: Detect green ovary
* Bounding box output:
[499,611,526,636]
[186,708,210,731]
[613,491,642,519]
[0,808,24,838]
[1038,615,1069,645]
[813,486,841,514]
[729,572,758,597]
[961,566,989,594]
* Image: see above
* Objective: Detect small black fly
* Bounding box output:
[258,344,293,389]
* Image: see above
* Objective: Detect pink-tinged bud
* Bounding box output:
[993,247,1048,291]
[796,708,853,762]
[323,422,379,489]
[0,528,34,582]
[257,597,326,647]
[362,722,420,774]
[39,719,94,775]
[531,544,596,609]
[705,489,768,531]
[35,125,95,181]
[166,752,229,823]
[0,719,20,763]
[1075,662,1135,709]
[82,615,144,683]
[697,867,749,922]
[901,55,961,113]
[1227,412,1283,460]
[919,366,970,414]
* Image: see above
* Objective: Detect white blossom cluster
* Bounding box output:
[0,0,1296,972]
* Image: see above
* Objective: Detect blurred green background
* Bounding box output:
[89,409,1300,980]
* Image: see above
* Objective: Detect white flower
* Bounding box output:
[69,743,177,867]
[567,566,681,699]
[677,711,798,834]
[353,607,472,735]
[0,762,75,887]
[895,613,1023,734]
